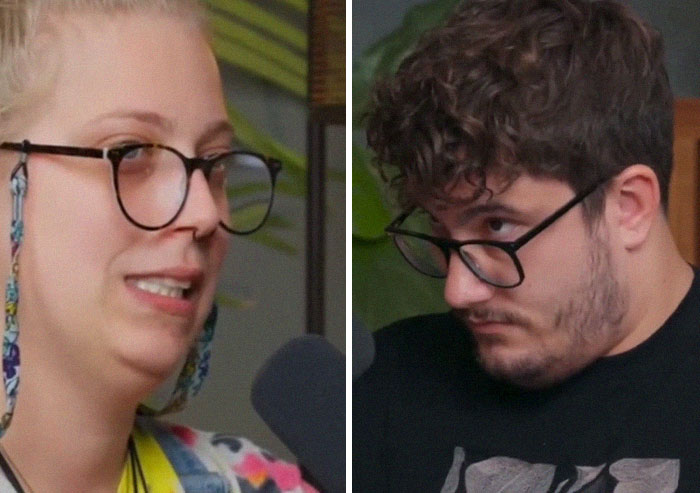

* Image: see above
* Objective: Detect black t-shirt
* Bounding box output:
[354,272,700,492]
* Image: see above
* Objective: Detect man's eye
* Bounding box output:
[486,218,515,235]
[487,218,504,231]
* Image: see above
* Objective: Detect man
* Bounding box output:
[353,0,700,491]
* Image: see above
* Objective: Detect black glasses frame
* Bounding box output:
[0,140,282,234]
[385,177,608,288]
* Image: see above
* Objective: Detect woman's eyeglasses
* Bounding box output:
[0,140,281,234]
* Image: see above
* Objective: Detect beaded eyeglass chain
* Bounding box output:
[1,144,28,433]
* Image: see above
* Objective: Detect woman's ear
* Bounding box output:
[605,164,660,250]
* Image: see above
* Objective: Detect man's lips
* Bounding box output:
[468,320,514,334]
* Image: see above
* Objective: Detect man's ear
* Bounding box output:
[606,164,660,250]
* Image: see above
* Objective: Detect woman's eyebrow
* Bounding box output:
[84,110,176,133]
[82,111,234,146]
[196,119,235,149]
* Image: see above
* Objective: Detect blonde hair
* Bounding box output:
[0,0,205,138]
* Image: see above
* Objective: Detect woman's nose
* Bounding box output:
[173,168,220,238]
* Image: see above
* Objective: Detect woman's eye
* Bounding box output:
[201,147,234,160]
[117,145,155,177]
[123,147,144,160]
[112,140,148,159]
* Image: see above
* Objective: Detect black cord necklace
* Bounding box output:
[0,443,25,493]
[0,436,149,493]
[128,435,150,493]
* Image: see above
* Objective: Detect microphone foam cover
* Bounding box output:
[251,335,345,493]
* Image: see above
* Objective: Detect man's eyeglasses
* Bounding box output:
[0,141,281,234]
[385,177,607,288]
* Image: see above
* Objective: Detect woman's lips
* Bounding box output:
[126,278,196,317]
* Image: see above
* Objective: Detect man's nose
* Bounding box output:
[443,250,496,309]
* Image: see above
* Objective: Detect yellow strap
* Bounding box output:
[117,426,183,493]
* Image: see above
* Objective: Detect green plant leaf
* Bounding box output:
[277,0,308,14]
[205,0,307,51]
[352,144,391,239]
[226,103,306,172]
[210,13,307,77]
[224,105,344,201]
[212,35,306,98]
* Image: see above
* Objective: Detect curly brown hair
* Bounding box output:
[366,0,673,218]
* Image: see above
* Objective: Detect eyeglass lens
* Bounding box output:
[393,234,520,286]
[392,210,521,286]
[115,146,273,233]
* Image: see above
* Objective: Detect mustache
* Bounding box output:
[455,307,532,327]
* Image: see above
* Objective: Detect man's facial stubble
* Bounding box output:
[456,229,629,388]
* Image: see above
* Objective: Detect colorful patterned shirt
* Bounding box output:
[0,418,319,493]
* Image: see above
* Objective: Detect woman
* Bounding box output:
[0,1,315,491]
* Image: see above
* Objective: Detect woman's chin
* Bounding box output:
[112,335,192,389]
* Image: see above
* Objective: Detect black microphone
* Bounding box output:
[352,316,375,380]
[251,335,345,493]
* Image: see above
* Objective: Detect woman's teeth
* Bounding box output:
[134,278,191,299]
